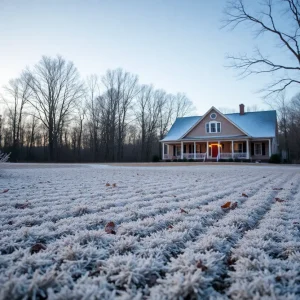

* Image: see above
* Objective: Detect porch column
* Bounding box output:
[231,140,234,159]
[162,143,165,160]
[246,140,249,159]
[206,141,209,158]
[269,139,272,157]
[194,142,196,159]
[181,141,183,159]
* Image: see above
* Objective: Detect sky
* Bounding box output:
[0,0,297,115]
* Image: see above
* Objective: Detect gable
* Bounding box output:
[185,109,246,138]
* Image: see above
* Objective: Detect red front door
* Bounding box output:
[212,145,218,158]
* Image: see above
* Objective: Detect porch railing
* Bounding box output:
[220,153,232,159]
[233,152,247,158]
[163,153,207,160]
[219,152,248,159]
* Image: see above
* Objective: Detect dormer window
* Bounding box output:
[206,121,221,133]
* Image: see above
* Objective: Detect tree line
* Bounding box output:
[0,55,194,162]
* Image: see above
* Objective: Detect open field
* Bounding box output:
[0,164,300,299]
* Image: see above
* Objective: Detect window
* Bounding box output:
[210,113,217,119]
[176,145,181,156]
[211,123,216,132]
[206,121,221,133]
[254,143,262,156]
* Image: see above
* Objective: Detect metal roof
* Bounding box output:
[161,110,277,142]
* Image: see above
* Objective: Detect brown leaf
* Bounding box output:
[168,225,173,229]
[180,208,188,214]
[105,183,110,187]
[273,188,283,190]
[15,202,30,209]
[293,222,299,225]
[275,197,285,202]
[112,183,117,188]
[105,221,116,234]
[30,243,46,254]
[221,202,231,209]
[2,189,9,193]
[196,260,208,271]
[227,256,237,266]
[241,193,248,197]
[173,195,177,198]
[231,202,238,210]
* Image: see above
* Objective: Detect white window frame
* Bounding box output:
[254,143,262,156]
[205,121,221,133]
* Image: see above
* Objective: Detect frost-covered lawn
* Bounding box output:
[0,164,300,300]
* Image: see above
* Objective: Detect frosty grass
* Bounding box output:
[0,164,300,299]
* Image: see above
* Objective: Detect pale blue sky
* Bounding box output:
[0,0,296,114]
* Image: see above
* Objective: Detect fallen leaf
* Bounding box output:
[168,225,173,229]
[241,193,248,197]
[196,260,208,271]
[180,208,188,214]
[30,243,46,254]
[231,202,238,210]
[105,183,110,187]
[275,197,285,202]
[15,202,30,209]
[173,195,177,198]
[105,221,116,234]
[2,189,9,193]
[221,202,231,209]
[112,183,117,188]
[227,256,237,266]
[273,188,283,190]
[293,222,299,225]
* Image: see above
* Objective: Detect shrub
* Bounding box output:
[172,159,178,162]
[165,159,171,162]
[183,157,188,162]
[188,158,194,162]
[228,158,234,162]
[177,159,183,162]
[152,155,160,162]
[269,154,281,164]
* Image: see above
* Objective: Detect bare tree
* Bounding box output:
[1,76,31,151]
[86,75,101,161]
[25,55,84,161]
[223,0,300,97]
[173,93,195,118]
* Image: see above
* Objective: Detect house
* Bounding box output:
[161,104,278,161]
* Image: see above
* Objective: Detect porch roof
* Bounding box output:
[182,135,248,141]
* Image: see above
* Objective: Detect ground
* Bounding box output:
[0,163,299,299]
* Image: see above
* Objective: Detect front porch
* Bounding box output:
[162,139,272,161]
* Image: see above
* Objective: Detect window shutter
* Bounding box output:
[173,146,175,156]
[206,123,209,133]
[184,145,186,153]
[262,143,266,155]
[251,143,254,155]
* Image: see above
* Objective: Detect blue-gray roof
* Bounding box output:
[226,111,277,138]
[162,116,201,141]
[161,110,276,141]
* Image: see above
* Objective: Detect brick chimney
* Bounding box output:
[239,103,245,115]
